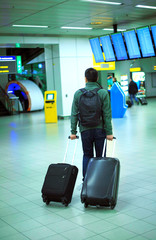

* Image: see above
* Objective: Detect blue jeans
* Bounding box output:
[81,128,106,178]
[130,94,139,105]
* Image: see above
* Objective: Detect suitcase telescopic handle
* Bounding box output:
[102,137,116,158]
[63,136,79,164]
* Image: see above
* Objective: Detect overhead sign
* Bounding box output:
[130,67,141,72]
[0,56,16,61]
[16,56,22,73]
[0,56,17,74]
[15,43,21,48]
[92,54,115,71]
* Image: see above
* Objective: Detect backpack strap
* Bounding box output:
[91,88,101,94]
[80,88,87,93]
[79,88,100,94]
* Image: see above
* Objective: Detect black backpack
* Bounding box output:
[78,88,102,127]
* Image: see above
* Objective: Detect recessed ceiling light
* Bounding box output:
[135,5,156,10]
[103,28,114,31]
[103,28,126,31]
[12,25,48,28]
[81,0,122,5]
[61,27,92,30]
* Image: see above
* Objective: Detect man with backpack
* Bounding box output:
[70,68,113,179]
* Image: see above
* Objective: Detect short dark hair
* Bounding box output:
[85,68,98,82]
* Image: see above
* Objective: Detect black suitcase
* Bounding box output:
[138,97,148,105]
[81,138,120,209]
[41,137,78,206]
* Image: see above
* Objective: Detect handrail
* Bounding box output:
[0,85,19,115]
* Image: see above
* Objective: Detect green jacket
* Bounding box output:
[71,82,113,135]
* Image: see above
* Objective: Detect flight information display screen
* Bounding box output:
[89,38,104,63]
[123,29,141,59]
[100,35,116,62]
[111,32,128,60]
[151,25,156,48]
[136,26,155,57]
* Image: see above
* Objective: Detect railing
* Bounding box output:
[0,85,19,115]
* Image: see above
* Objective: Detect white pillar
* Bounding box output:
[44,45,54,90]
[44,44,63,116]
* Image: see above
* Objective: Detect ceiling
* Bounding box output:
[0,0,156,38]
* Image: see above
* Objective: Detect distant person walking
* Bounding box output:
[113,77,117,83]
[113,77,121,85]
[128,78,139,105]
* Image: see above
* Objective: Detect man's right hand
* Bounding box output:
[106,135,114,141]
[70,134,77,140]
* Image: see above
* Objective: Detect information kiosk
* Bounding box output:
[111,83,127,118]
[44,91,57,123]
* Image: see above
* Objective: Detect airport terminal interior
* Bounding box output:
[0,101,156,240]
[1,0,156,239]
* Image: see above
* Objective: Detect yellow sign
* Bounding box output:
[130,67,141,72]
[0,70,9,73]
[154,66,156,70]
[0,66,8,68]
[92,54,115,71]
[44,91,57,123]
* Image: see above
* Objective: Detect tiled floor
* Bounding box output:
[0,98,156,240]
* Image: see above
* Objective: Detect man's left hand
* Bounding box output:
[70,134,77,140]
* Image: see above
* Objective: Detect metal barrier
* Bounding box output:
[0,85,20,115]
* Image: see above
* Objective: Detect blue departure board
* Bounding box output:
[136,26,155,57]
[89,38,104,63]
[123,30,141,59]
[111,32,128,60]
[100,35,116,62]
[151,25,156,49]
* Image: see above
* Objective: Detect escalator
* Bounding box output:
[0,101,9,116]
[0,85,18,116]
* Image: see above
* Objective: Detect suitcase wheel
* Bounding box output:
[62,198,69,207]
[46,200,50,205]
[42,195,47,203]
[111,204,115,209]
[81,197,85,204]
[110,201,116,209]
[84,202,88,208]
[42,195,50,205]
[63,202,68,207]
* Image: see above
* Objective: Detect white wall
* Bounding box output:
[58,37,93,116]
[51,44,63,116]
[44,37,93,116]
